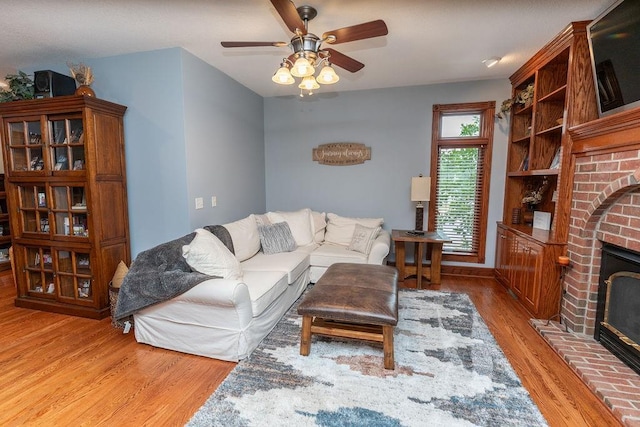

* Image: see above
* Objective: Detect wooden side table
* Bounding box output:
[391,229,451,289]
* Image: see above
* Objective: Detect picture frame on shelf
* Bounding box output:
[533,211,552,231]
[519,150,530,171]
[549,147,561,169]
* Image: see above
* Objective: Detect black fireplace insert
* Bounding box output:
[596,243,640,375]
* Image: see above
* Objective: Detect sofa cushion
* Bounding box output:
[348,224,381,255]
[311,211,327,243]
[267,208,314,246]
[258,222,297,255]
[223,216,261,262]
[309,243,368,267]
[242,270,289,317]
[325,213,384,246]
[182,228,243,279]
[241,250,310,284]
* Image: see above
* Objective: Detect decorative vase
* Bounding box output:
[522,205,535,226]
[75,85,95,97]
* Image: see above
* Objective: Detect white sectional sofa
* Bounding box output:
[131,209,390,362]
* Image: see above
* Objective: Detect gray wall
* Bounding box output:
[264,80,511,269]
[28,50,509,269]
[30,48,265,257]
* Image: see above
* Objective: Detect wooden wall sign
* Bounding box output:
[312,143,371,166]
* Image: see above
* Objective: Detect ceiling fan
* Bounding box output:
[221,0,388,95]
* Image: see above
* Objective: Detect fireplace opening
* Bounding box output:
[596,243,640,375]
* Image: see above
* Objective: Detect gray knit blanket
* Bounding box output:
[114,225,234,320]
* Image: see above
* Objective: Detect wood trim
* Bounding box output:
[569,107,640,155]
[510,22,589,86]
[387,260,494,279]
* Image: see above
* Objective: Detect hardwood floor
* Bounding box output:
[0,271,621,426]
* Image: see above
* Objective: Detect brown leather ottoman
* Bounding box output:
[297,263,399,369]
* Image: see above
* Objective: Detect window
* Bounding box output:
[428,102,495,264]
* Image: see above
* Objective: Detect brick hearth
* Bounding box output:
[532,320,640,426]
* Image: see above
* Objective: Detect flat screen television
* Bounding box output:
[587,0,640,117]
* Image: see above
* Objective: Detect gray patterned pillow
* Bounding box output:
[258,222,297,255]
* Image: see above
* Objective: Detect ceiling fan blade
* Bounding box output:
[323,48,364,73]
[221,41,288,48]
[323,20,388,44]
[270,0,307,35]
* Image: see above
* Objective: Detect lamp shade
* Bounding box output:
[298,76,320,90]
[316,65,339,84]
[411,176,431,202]
[272,66,294,85]
[290,57,314,77]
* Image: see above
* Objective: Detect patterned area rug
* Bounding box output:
[187,289,547,427]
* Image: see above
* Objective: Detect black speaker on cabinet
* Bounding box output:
[34,70,76,98]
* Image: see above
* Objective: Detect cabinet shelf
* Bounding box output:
[536,124,563,136]
[507,169,560,177]
[538,85,567,103]
[514,104,533,116]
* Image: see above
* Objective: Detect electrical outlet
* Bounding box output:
[211,196,217,207]
[195,197,204,210]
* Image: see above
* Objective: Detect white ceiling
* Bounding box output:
[0,0,612,98]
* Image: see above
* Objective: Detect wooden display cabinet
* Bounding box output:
[496,22,598,319]
[0,95,130,319]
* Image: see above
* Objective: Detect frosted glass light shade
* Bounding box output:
[290,57,314,77]
[411,176,431,202]
[316,65,339,84]
[272,66,294,85]
[298,76,320,90]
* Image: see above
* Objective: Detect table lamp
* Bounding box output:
[411,175,431,232]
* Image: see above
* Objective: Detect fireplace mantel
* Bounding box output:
[569,108,640,155]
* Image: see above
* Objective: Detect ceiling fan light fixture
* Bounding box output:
[272,64,295,85]
[290,56,315,77]
[298,75,320,90]
[316,65,339,84]
[482,56,502,68]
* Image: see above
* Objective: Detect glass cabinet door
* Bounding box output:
[49,117,85,171]
[56,250,93,300]
[20,246,93,301]
[17,184,50,235]
[24,247,55,296]
[51,185,88,237]
[7,119,45,173]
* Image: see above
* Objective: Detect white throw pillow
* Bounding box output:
[223,215,261,262]
[311,211,327,243]
[325,213,384,246]
[348,224,381,255]
[267,208,314,246]
[182,228,243,279]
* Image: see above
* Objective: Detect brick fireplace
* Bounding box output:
[531,109,640,426]
[563,110,640,336]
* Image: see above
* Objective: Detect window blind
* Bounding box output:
[435,146,484,255]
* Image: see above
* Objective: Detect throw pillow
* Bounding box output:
[110,260,129,288]
[311,211,327,243]
[348,224,381,255]
[252,213,272,227]
[182,228,243,279]
[223,215,261,262]
[325,213,384,246]
[267,208,314,246]
[258,222,297,255]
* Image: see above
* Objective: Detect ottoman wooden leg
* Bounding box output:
[382,325,395,370]
[300,315,312,356]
